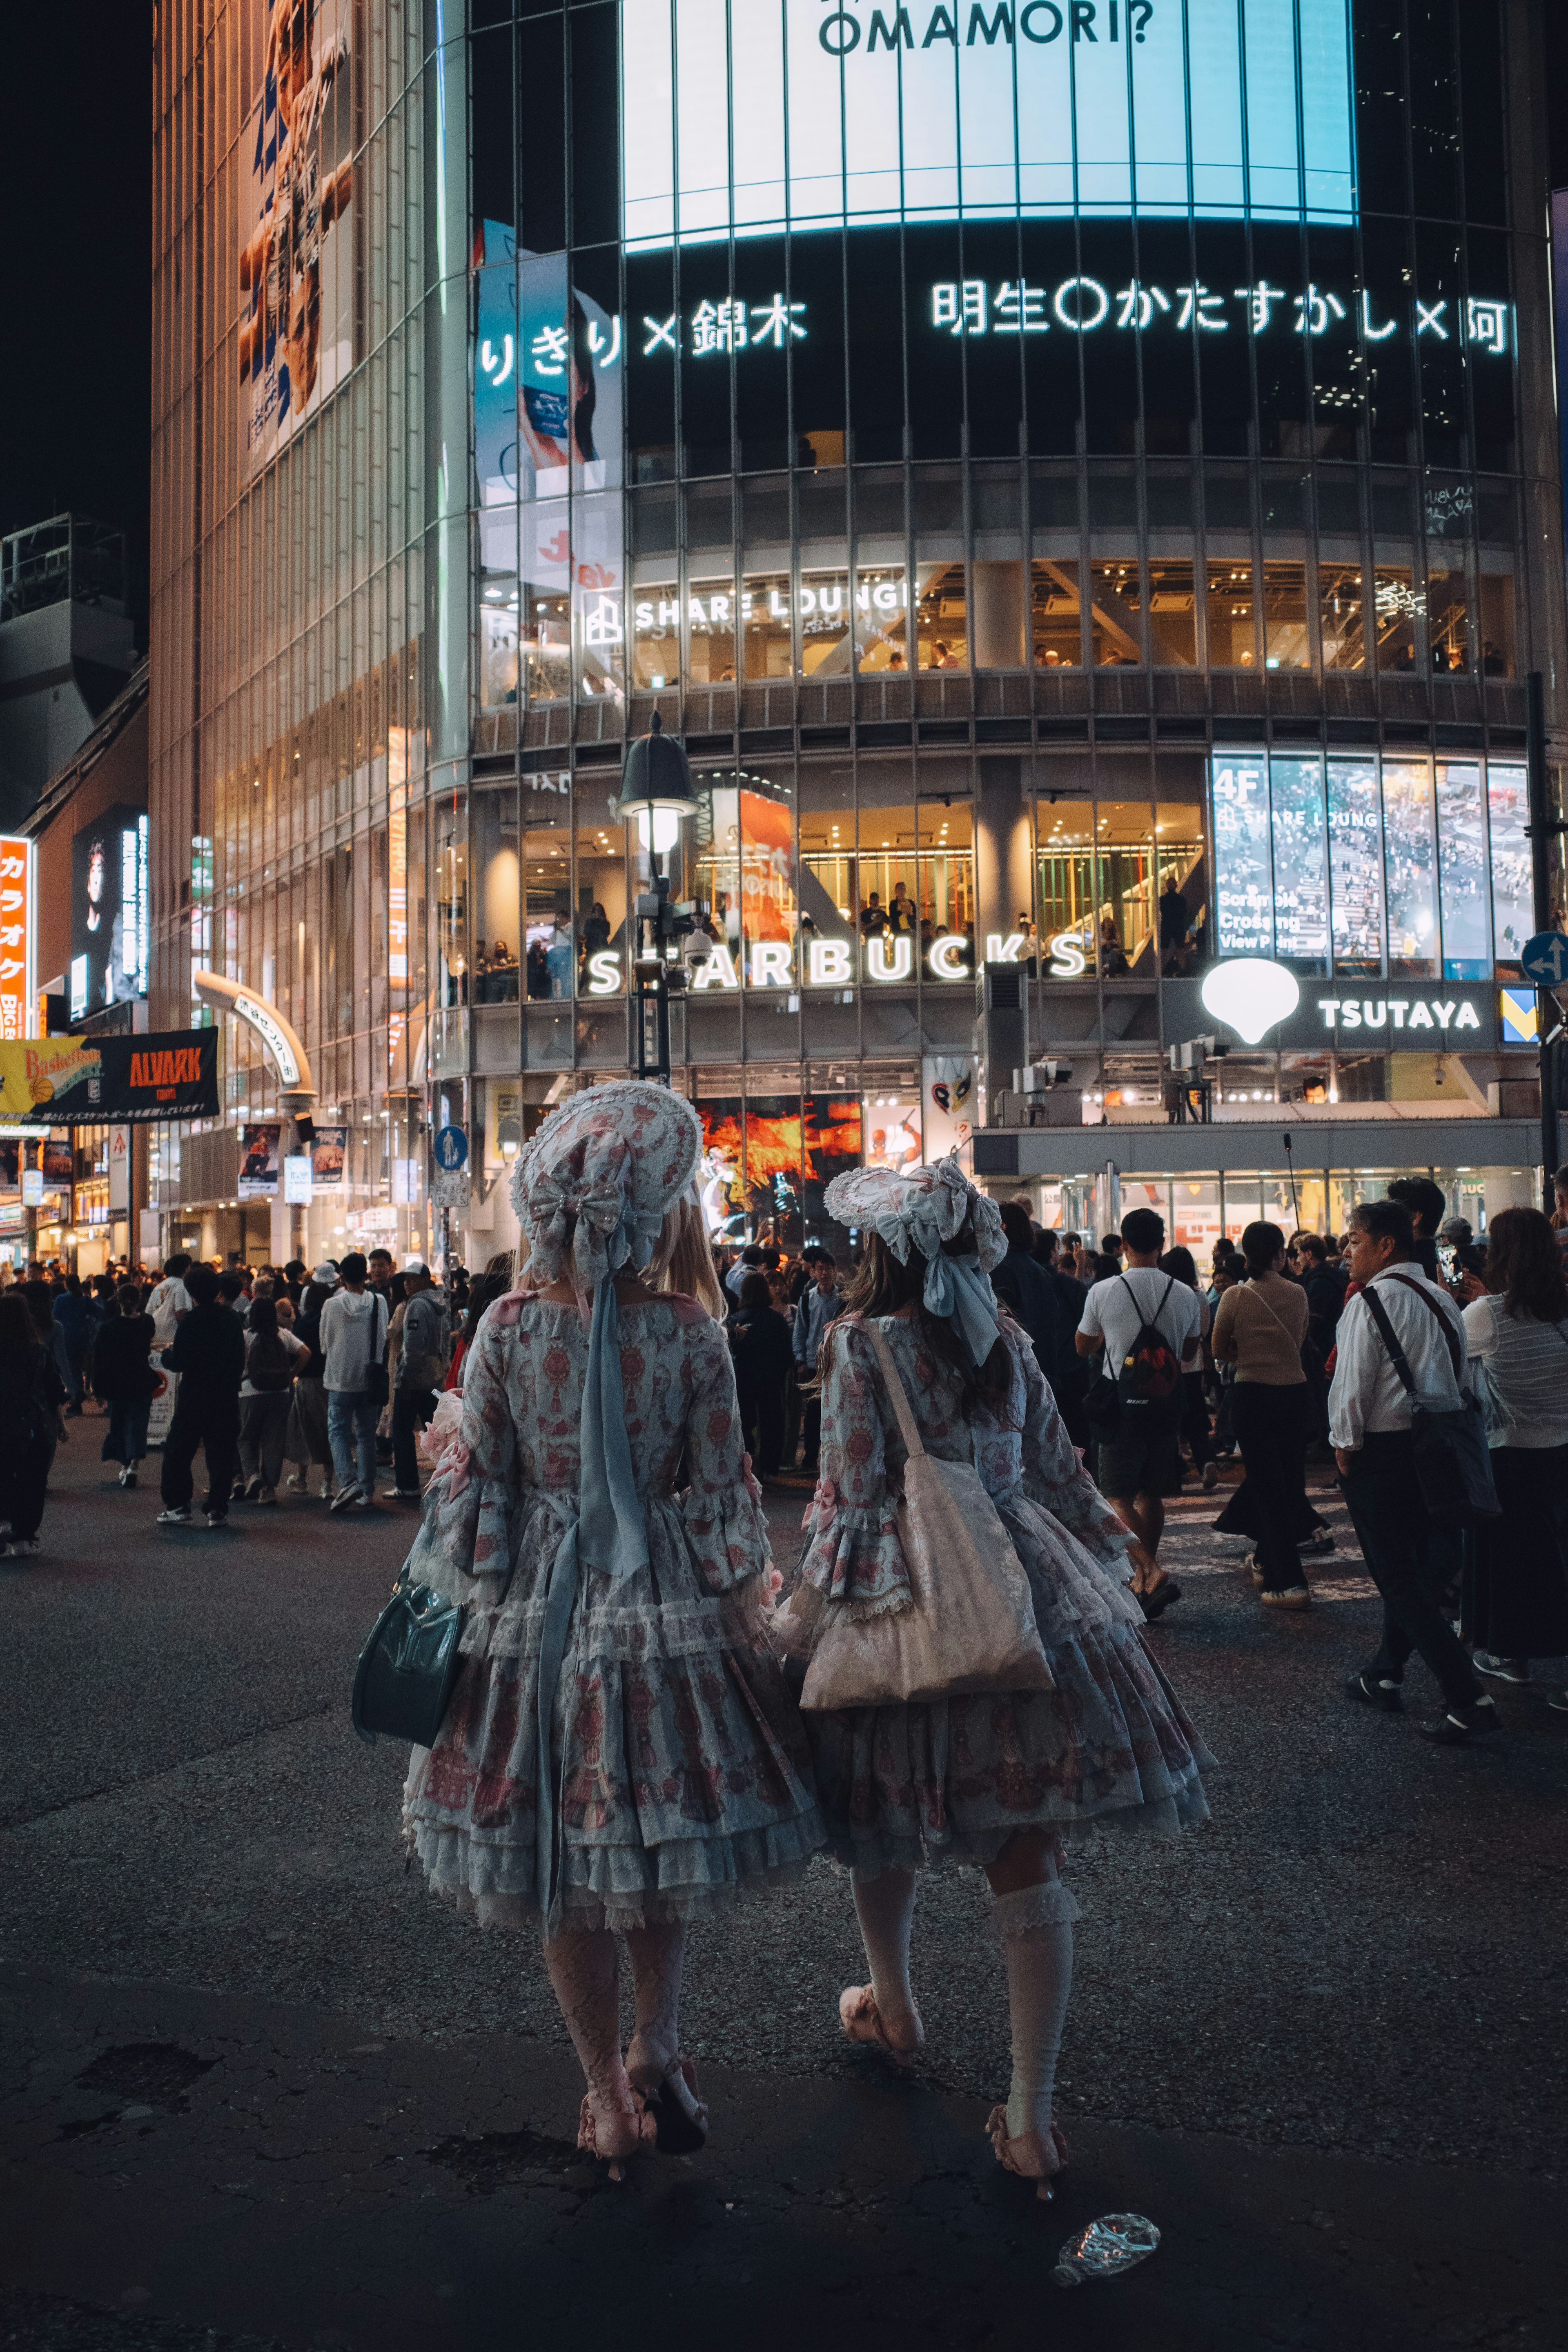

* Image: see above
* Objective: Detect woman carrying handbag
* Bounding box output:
[788,1159,1212,2201]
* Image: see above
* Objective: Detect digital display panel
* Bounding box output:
[621,0,1355,249]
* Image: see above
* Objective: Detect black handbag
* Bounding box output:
[1359,1280,1500,1528]
[352,1570,466,1744]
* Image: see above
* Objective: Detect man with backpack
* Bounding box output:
[1075,1206,1201,1619]
[320,1251,390,1511]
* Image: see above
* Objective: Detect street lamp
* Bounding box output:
[612,713,706,1085]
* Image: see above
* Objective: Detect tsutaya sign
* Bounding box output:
[1173,968,1497,1052]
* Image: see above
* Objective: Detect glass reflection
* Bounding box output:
[915,565,968,668]
[1089,561,1143,665]
[1270,758,1329,973]
[1146,561,1197,665]
[1486,762,1531,969]
[1319,564,1365,669]
[633,576,679,688]
[1427,564,1470,674]
[1436,761,1488,977]
[1381,760,1439,977]
[1205,561,1257,667]
[1326,759,1385,975]
[1374,569,1421,671]
[1031,559,1082,668]
[1210,753,1273,957]
[1261,562,1309,670]
[739,771,797,985]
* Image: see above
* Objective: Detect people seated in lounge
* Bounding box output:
[861,893,889,937]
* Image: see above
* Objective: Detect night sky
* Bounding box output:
[2,7,151,635]
[5,6,1568,659]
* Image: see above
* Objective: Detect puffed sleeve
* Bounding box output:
[1017,1333,1133,1575]
[797,1319,911,1617]
[404,1303,521,1601]
[679,1318,775,1596]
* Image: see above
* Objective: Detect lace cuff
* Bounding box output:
[681,1476,773,1595]
[798,1485,911,1613]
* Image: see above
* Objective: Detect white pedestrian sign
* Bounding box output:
[1520,930,1568,987]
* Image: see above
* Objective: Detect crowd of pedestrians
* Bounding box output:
[0,1246,501,1550]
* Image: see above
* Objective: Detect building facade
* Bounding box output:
[149,0,1566,1266]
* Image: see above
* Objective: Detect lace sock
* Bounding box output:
[850,1866,920,2041]
[992,1887,1074,2143]
[624,1919,686,2088]
[541,1924,626,2107]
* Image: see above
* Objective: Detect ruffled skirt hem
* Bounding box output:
[403,1802,826,1936]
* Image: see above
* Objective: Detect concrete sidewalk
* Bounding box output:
[2,1959,1563,2352]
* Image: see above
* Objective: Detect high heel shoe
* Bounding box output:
[986,2106,1068,2201]
[838,1984,924,2065]
[577,2089,653,2181]
[631,2055,709,2155]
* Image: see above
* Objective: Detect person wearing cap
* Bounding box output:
[401,1080,823,2175]
[795,1158,1212,2203]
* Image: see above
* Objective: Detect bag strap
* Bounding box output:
[858,1318,927,1461]
[1359,1281,1419,1399]
[1242,1278,1301,1345]
[1383,1271,1462,1379]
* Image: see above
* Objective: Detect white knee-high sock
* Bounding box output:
[992,1886,1074,2143]
[850,1866,919,2031]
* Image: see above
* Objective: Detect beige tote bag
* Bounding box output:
[796,1320,1054,1710]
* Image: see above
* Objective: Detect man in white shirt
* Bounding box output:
[319,1251,389,1511]
[1076,1207,1199,1613]
[147,1254,193,1348]
[1330,1198,1497,1743]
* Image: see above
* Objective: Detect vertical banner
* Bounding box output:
[240,0,356,477]
[0,840,29,1040]
[108,1127,130,1212]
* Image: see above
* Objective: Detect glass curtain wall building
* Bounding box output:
[149,0,1565,1259]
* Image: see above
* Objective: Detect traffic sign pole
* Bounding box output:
[1526,673,1564,1210]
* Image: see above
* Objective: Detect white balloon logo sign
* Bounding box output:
[1199,958,1302,1046]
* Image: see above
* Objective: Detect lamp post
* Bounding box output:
[612,713,704,1086]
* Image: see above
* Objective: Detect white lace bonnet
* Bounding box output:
[822,1155,1006,1364]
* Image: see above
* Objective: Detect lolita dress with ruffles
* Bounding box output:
[401,1084,823,1932]
[798,1161,1214,1880]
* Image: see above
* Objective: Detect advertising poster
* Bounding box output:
[147,1364,178,1450]
[0,840,29,1042]
[310,1124,347,1186]
[695,1099,745,1235]
[240,0,356,477]
[922,1054,975,1159]
[71,805,149,1018]
[240,1123,283,1198]
[740,790,795,948]
[0,1035,219,1126]
[861,1091,920,1174]
[41,1139,74,1186]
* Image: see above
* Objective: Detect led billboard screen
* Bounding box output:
[621,0,1355,249]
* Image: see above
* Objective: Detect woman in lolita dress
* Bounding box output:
[402,1083,823,2172]
[794,1159,1213,2199]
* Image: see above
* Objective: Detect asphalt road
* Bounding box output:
[2,1414,1565,2351]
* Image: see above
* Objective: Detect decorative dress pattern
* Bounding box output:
[402,1292,823,1931]
[797,1313,1214,1874]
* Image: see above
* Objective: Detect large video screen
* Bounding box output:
[622,0,1355,249]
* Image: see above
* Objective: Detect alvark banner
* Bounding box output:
[0,1033,219,1125]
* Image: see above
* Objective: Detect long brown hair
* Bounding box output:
[838,1216,1013,1421]
[1484,1206,1568,1324]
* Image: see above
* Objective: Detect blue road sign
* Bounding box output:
[1520,931,1568,988]
[434,1124,469,1172]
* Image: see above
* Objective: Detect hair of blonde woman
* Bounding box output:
[650,1196,725,1319]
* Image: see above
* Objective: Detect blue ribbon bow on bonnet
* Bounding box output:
[509,1081,703,1926]
[822,1153,1007,1368]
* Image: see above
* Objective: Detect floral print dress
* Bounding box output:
[401,1292,823,1932]
[797,1313,1214,1874]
